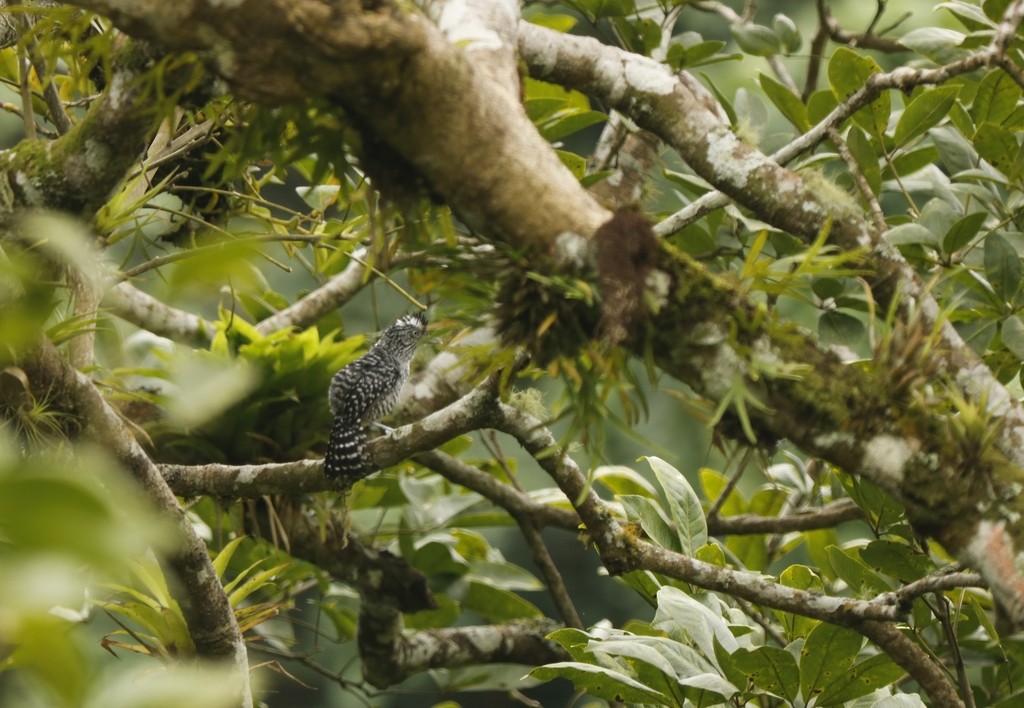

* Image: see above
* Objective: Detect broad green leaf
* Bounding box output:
[595,636,697,679]
[678,672,739,704]
[1002,315,1024,360]
[974,122,1023,179]
[557,149,587,179]
[799,623,863,701]
[972,69,1022,126]
[463,581,541,621]
[828,47,889,137]
[819,310,865,348]
[611,16,661,56]
[817,653,906,705]
[860,539,934,582]
[900,27,968,63]
[885,223,939,247]
[666,39,727,70]
[645,456,707,554]
[732,645,799,701]
[574,0,635,18]
[845,126,881,195]
[620,494,681,552]
[777,565,824,639]
[938,0,996,30]
[779,565,825,593]
[839,475,906,531]
[984,231,1024,305]
[827,545,892,595]
[539,109,607,142]
[731,24,781,56]
[617,570,664,607]
[527,13,577,32]
[547,627,600,662]
[772,14,801,53]
[807,89,839,125]
[699,467,746,515]
[466,560,543,591]
[404,594,460,630]
[919,198,961,239]
[654,586,738,660]
[894,86,959,145]
[530,662,671,705]
[759,73,810,132]
[596,465,659,498]
[943,211,987,253]
[694,542,725,566]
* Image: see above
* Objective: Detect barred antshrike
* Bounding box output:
[324,313,427,479]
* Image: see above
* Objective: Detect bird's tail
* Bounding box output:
[324,416,369,480]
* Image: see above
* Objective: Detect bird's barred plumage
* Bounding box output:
[324,312,427,480]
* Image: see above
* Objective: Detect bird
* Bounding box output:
[324,312,427,480]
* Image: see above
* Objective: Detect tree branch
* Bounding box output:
[17,339,251,705]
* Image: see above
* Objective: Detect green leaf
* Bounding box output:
[772,14,801,53]
[620,494,682,552]
[595,465,659,498]
[611,16,661,56]
[827,545,892,595]
[943,211,987,253]
[556,149,587,179]
[547,627,596,661]
[974,122,1023,178]
[1002,315,1024,360]
[984,232,1024,305]
[845,126,881,195]
[574,0,635,18]
[807,89,839,125]
[528,13,578,33]
[466,560,543,591]
[799,623,863,701]
[972,69,1022,126]
[732,646,799,701]
[894,86,959,145]
[539,109,607,142]
[818,310,865,347]
[828,47,889,138]
[699,467,746,515]
[759,73,810,132]
[779,565,825,593]
[463,581,541,621]
[859,539,933,583]
[817,653,906,705]
[666,39,728,70]
[405,593,460,630]
[902,27,969,63]
[644,456,707,555]
[530,662,671,704]
[212,536,247,577]
[884,223,939,247]
[654,586,738,659]
[731,24,781,56]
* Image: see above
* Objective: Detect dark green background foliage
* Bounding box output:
[6,1,1024,707]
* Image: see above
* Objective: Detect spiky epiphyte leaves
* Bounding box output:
[871,281,945,399]
[0,366,73,451]
[493,266,600,366]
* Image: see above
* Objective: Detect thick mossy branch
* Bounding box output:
[644,243,1024,564]
[1,40,167,216]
